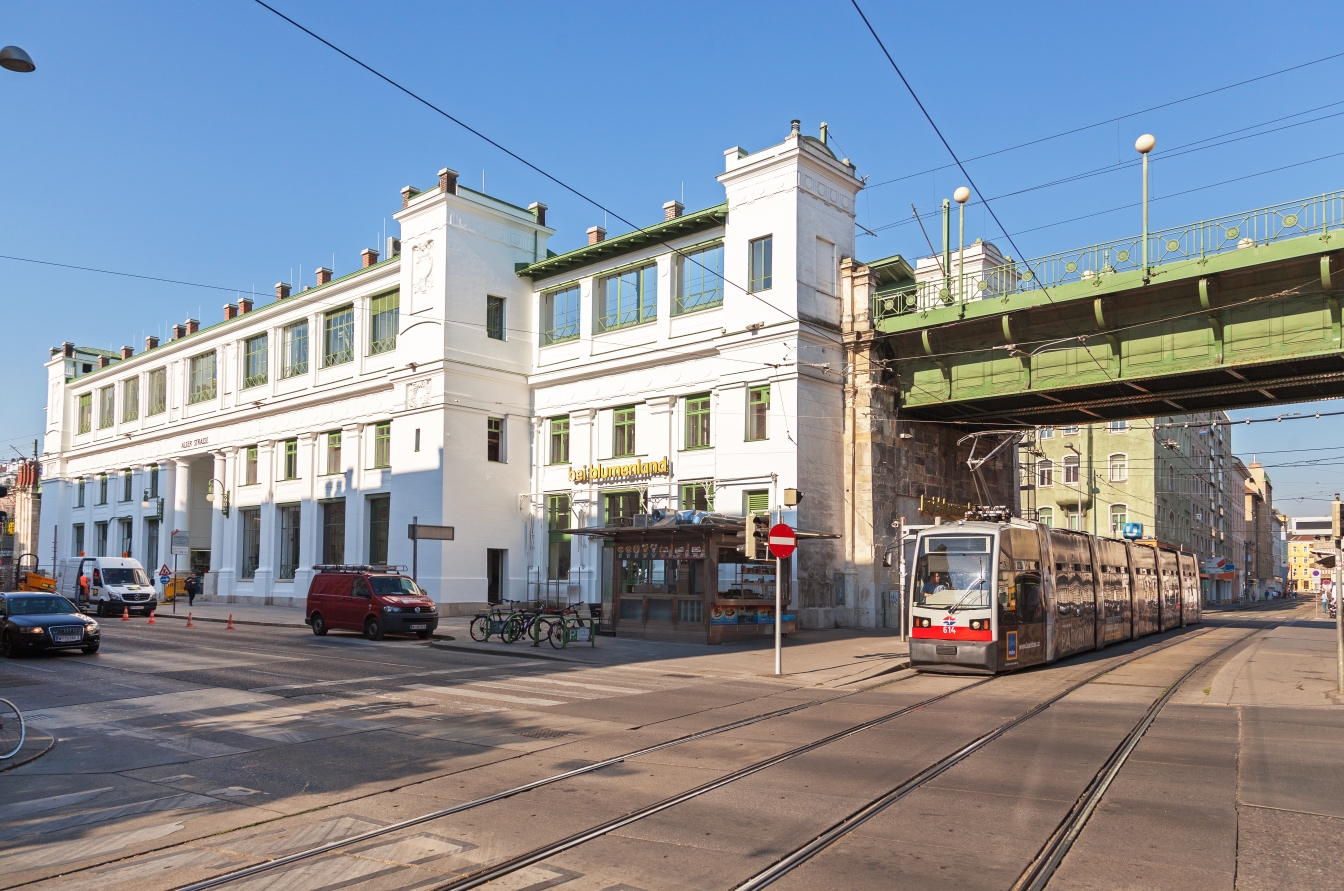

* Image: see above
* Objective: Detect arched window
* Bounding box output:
[1110,504,1128,536]
[1036,459,1054,487]
[1038,507,1053,527]
[1108,453,1128,482]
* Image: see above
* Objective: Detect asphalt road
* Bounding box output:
[1,602,1338,891]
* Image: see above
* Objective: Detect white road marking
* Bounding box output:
[251,662,536,693]
[0,787,114,821]
[4,821,186,870]
[402,684,565,707]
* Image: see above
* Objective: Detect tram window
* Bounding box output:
[1017,572,1044,623]
[914,541,990,610]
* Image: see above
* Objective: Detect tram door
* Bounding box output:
[999,529,1047,669]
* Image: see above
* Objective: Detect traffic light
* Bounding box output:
[744,512,768,560]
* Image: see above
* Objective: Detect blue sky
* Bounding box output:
[2,0,1343,513]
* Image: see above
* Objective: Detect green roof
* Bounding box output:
[519,203,728,282]
[75,346,119,357]
[864,255,916,295]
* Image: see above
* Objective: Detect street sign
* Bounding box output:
[159,574,170,586]
[158,564,171,577]
[170,531,190,556]
[768,523,796,559]
[408,524,455,541]
[1122,522,1143,540]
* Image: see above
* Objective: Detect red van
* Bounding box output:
[305,565,439,640]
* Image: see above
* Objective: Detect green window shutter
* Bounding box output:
[746,491,769,514]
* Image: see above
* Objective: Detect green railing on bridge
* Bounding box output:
[872,190,1344,322]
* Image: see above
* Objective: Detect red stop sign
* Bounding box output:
[768,523,797,559]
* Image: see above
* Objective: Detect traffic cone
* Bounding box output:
[226,614,235,630]
[147,609,156,625]
[121,606,130,621]
[185,612,195,628]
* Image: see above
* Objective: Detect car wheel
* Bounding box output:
[82,641,100,654]
[95,601,105,618]
[1,633,15,659]
[364,617,383,641]
[311,613,328,636]
[416,629,431,640]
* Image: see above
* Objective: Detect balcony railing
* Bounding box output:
[873,189,1344,322]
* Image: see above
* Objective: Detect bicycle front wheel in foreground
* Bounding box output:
[469,616,489,642]
[0,698,25,760]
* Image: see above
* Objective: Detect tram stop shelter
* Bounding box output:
[561,510,838,644]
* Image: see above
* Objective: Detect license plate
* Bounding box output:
[52,627,83,643]
[409,624,428,631]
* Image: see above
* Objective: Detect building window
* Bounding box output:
[283,439,298,480]
[145,518,159,570]
[414,428,420,452]
[815,237,836,296]
[1168,466,1175,492]
[676,243,724,314]
[326,431,342,475]
[95,521,108,557]
[98,474,108,505]
[282,321,309,377]
[745,490,770,515]
[685,394,711,449]
[368,495,390,564]
[596,264,657,332]
[1063,455,1080,485]
[373,421,391,468]
[118,518,133,558]
[613,407,636,458]
[749,236,773,292]
[147,368,167,415]
[1067,510,1082,532]
[77,393,92,434]
[1108,419,1128,433]
[1038,426,1054,440]
[486,418,503,463]
[239,508,260,579]
[1109,453,1128,482]
[98,386,115,429]
[604,490,641,524]
[549,417,570,465]
[486,295,505,340]
[747,385,770,441]
[149,464,160,497]
[72,523,84,556]
[188,351,217,403]
[243,334,268,388]
[369,290,400,355]
[123,378,139,423]
[76,478,86,508]
[542,285,580,345]
[324,306,355,366]
[486,549,506,604]
[1062,424,1080,435]
[244,447,258,485]
[122,469,133,502]
[681,482,712,512]
[321,499,345,565]
[1111,504,1128,536]
[278,504,301,580]
[547,494,571,581]
[1038,507,1053,527]
[1037,459,1054,488]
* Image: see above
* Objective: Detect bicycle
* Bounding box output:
[547,609,598,649]
[0,698,25,761]
[469,606,526,643]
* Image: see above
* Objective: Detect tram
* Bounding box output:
[909,514,1200,674]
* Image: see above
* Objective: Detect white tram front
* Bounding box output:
[909,518,1200,674]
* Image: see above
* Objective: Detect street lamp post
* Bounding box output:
[954,187,970,309]
[0,45,35,73]
[1136,134,1156,282]
[1066,443,1083,531]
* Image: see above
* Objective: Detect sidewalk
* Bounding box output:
[150,598,309,628]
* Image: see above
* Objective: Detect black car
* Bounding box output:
[1,593,101,658]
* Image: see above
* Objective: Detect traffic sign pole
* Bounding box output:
[768,523,798,676]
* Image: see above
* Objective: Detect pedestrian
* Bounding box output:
[78,570,90,603]
[184,573,199,607]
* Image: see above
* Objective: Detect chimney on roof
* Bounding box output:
[145,335,159,351]
[172,323,186,340]
[663,200,684,221]
[439,167,458,195]
[120,345,134,360]
[790,119,800,137]
[529,202,547,228]
[275,282,291,300]
[387,237,401,259]
[224,303,238,321]
[400,186,418,208]
[315,267,332,286]
[587,226,606,246]
[62,342,74,358]
[361,248,379,268]
[98,355,110,368]
[239,297,253,314]
[186,319,199,335]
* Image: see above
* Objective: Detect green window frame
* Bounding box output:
[613,406,636,458]
[604,490,641,524]
[549,416,570,464]
[486,295,505,340]
[373,421,391,468]
[369,290,400,355]
[685,393,711,450]
[749,235,773,292]
[596,264,657,332]
[326,431,342,474]
[323,305,354,367]
[486,418,502,463]
[680,481,712,512]
[745,489,769,515]
[243,334,268,388]
[676,243,724,314]
[76,393,91,433]
[547,493,571,581]
[542,286,580,345]
[283,438,298,480]
[188,351,217,403]
[747,385,769,441]
[282,320,309,377]
[1037,507,1053,528]
[98,386,115,429]
[244,446,258,485]
[147,368,167,415]
[239,507,260,578]
[368,495,391,564]
[122,378,139,423]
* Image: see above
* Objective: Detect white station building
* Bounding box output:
[38,121,869,623]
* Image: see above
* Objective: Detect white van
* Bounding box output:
[55,556,157,617]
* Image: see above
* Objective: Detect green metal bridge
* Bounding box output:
[874,192,1344,425]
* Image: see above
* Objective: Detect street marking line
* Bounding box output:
[251,662,535,693]
[402,684,565,707]
[0,787,115,821]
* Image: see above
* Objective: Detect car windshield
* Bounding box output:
[7,596,79,616]
[369,576,424,597]
[914,535,992,610]
[101,568,150,586]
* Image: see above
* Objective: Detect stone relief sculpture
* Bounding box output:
[412,238,435,296]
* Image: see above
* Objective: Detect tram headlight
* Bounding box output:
[969,619,987,631]
[916,617,931,628]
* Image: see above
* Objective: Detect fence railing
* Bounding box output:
[873,190,1344,322]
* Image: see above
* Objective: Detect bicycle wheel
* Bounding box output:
[469,616,490,642]
[0,698,25,760]
[504,614,527,643]
[548,620,567,649]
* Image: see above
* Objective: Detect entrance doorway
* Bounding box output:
[487,549,506,604]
